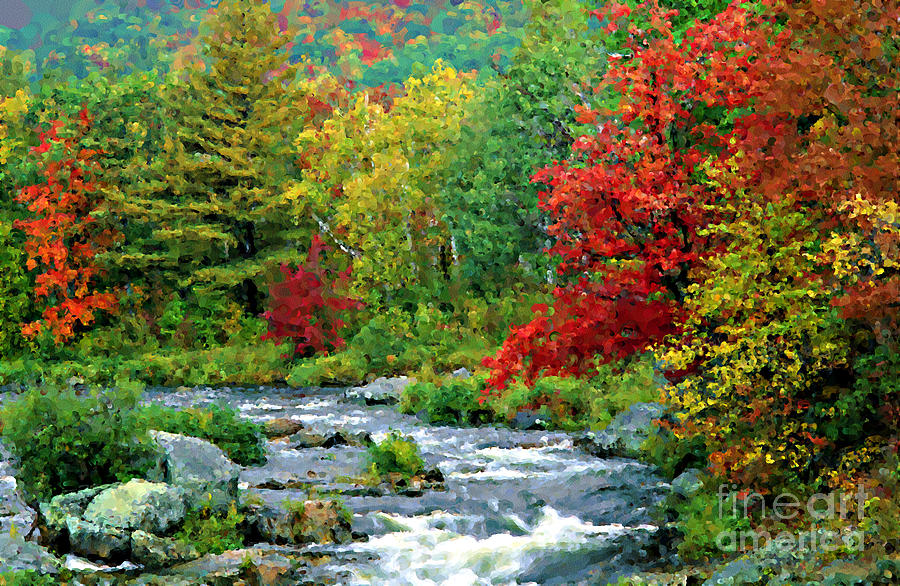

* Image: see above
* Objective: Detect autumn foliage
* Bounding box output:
[14,109,118,344]
[1,0,897,506]
[484,0,899,490]
[262,235,363,357]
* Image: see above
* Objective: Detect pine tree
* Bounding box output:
[107,0,313,315]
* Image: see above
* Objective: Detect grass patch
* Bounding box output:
[366,431,426,480]
[174,501,245,555]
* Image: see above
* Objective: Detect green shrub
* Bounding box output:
[673,489,751,561]
[0,570,57,586]
[174,501,245,555]
[642,428,710,479]
[0,218,31,358]
[490,354,661,431]
[367,432,426,479]
[400,374,495,425]
[287,348,369,387]
[286,300,515,387]
[136,403,266,466]
[401,353,661,432]
[0,386,156,502]
[0,339,289,389]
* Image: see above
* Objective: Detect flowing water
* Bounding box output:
[143,385,670,585]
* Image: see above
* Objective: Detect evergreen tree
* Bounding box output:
[106,0,312,316]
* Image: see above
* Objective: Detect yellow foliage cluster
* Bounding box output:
[291,61,476,298]
[0,89,30,166]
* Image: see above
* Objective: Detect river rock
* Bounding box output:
[131,530,201,569]
[263,417,305,439]
[577,402,666,459]
[67,517,131,559]
[451,367,472,379]
[246,499,353,545]
[83,479,186,535]
[160,547,311,586]
[0,441,16,478]
[40,484,116,543]
[0,532,60,574]
[344,376,414,405]
[148,431,239,510]
[0,476,38,540]
[671,468,704,498]
[511,409,544,430]
[284,429,371,450]
[63,554,140,573]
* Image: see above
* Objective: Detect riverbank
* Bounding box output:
[1,381,897,584]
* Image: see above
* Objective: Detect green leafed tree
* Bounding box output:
[0,49,36,357]
[438,0,607,295]
[105,0,314,317]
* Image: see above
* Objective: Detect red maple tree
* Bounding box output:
[262,234,363,357]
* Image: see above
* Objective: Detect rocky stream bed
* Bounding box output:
[0,379,702,585]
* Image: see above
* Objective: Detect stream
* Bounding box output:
[143,384,671,585]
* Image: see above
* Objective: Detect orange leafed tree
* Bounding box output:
[15,109,118,344]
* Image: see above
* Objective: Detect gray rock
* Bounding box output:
[40,484,115,543]
[148,431,239,510]
[246,499,353,546]
[63,554,140,573]
[262,417,305,439]
[511,410,544,430]
[131,530,200,569]
[451,367,472,379]
[0,532,60,574]
[67,517,131,560]
[284,429,369,450]
[671,468,704,498]
[0,476,38,540]
[344,376,414,405]
[578,402,666,459]
[0,441,16,478]
[162,547,314,586]
[83,479,186,535]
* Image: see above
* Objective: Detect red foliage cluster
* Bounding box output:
[14,109,119,344]
[483,0,899,394]
[262,235,363,357]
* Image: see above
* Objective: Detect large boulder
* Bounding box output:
[40,484,115,544]
[148,431,240,510]
[577,402,666,459]
[66,517,131,560]
[344,376,414,405]
[0,532,60,574]
[61,479,187,561]
[83,479,186,535]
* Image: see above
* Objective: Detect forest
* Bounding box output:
[0,0,898,583]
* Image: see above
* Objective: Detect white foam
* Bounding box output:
[344,507,656,585]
